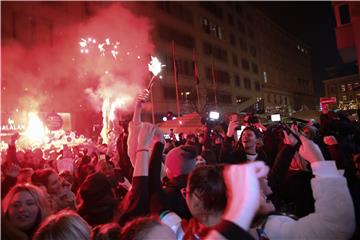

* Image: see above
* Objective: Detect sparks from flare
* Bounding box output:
[147,56,165,89]
[79,37,121,59]
[100,95,133,144]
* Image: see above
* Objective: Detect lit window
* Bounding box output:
[202,17,223,40]
[263,71,267,83]
[341,84,346,92]
[236,96,249,104]
[342,95,347,101]
[347,83,353,91]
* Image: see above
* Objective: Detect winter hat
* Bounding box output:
[79,172,113,204]
[165,145,198,179]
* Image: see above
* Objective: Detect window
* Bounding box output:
[215,70,230,85]
[339,4,351,25]
[230,33,236,46]
[232,53,238,66]
[163,54,192,77]
[237,20,245,33]
[347,83,353,91]
[251,63,259,74]
[205,67,230,85]
[157,2,170,13]
[254,81,260,91]
[203,42,212,56]
[157,2,193,24]
[247,14,254,24]
[219,93,232,104]
[244,77,251,89]
[267,94,271,103]
[202,41,228,62]
[235,5,243,15]
[234,74,240,87]
[206,90,216,104]
[354,82,360,90]
[285,97,288,104]
[249,46,257,57]
[241,58,250,70]
[248,28,255,39]
[202,18,223,40]
[205,67,212,81]
[163,86,176,100]
[199,2,223,19]
[236,96,249,104]
[263,71,268,83]
[342,95,347,101]
[159,24,195,49]
[340,84,346,92]
[228,14,234,25]
[239,38,247,51]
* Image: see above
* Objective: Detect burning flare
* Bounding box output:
[25,112,46,145]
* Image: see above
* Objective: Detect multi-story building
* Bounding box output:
[2,2,316,126]
[326,2,360,110]
[320,2,360,111]
[332,1,360,72]
[323,74,360,110]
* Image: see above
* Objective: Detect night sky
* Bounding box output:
[255,1,343,97]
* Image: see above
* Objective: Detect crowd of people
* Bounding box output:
[1,90,360,240]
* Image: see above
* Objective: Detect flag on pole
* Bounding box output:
[193,48,201,110]
[193,49,200,85]
[172,41,181,117]
[211,61,218,107]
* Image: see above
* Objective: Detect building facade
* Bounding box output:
[332,1,360,72]
[2,2,316,123]
[128,2,317,118]
[323,2,360,111]
[323,74,360,110]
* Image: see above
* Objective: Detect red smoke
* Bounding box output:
[2,3,154,115]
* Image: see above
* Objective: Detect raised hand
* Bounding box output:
[227,120,240,138]
[137,122,157,150]
[10,132,20,145]
[283,130,298,146]
[5,163,20,178]
[299,135,325,163]
[137,89,151,104]
[323,135,338,146]
[222,161,269,230]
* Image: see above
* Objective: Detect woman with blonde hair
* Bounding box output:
[33,209,92,240]
[1,183,50,240]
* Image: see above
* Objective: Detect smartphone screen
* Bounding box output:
[271,114,281,122]
[236,126,246,140]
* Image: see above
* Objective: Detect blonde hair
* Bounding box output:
[33,210,92,240]
[2,183,50,224]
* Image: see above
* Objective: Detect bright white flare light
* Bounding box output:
[25,112,46,145]
[80,37,121,59]
[148,56,165,76]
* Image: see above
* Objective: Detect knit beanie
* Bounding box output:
[165,145,198,179]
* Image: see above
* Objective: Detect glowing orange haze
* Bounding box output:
[2,3,155,115]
